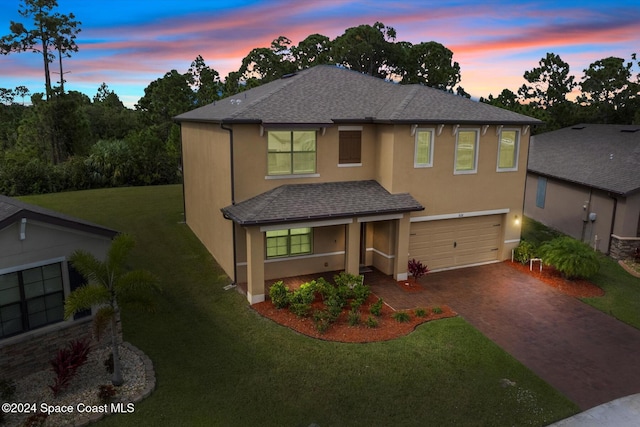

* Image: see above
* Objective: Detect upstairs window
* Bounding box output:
[338,130,362,165]
[497,129,520,171]
[266,228,313,258]
[0,263,64,339]
[414,129,434,168]
[268,131,316,175]
[454,129,479,174]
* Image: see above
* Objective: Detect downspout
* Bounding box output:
[607,194,618,255]
[220,123,237,285]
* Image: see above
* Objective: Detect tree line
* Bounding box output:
[1,0,639,196]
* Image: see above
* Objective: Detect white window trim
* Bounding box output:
[414,128,435,168]
[496,128,520,172]
[454,128,479,175]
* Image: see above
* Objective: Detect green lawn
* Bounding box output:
[20,186,579,426]
[521,217,640,329]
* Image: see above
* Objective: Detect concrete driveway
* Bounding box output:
[367,262,640,411]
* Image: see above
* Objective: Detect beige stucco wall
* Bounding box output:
[523,173,633,252]
[182,121,532,287]
[181,122,234,279]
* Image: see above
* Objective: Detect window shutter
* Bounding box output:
[339,131,361,164]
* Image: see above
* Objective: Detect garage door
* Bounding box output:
[409,215,502,270]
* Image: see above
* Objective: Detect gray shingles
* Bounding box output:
[175,65,541,125]
[528,124,640,195]
[0,195,117,237]
[221,180,424,225]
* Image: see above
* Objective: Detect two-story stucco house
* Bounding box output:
[175,65,541,304]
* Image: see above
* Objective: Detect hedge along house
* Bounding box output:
[524,124,640,259]
[175,65,541,304]
[0,195,118,380]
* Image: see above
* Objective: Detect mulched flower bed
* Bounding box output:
[252,294,456,343]
[505,260,605,298]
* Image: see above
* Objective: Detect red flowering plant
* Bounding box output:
[408,258,430,282]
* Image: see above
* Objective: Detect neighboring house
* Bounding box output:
[524,124,640,259]
[0,195,117,379]
[175,65,541,304]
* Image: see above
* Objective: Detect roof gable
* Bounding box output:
[175,65,541,126]
[0,195,118,238]
[528,124,640,195]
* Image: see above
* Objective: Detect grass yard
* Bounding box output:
[20,186,578,426]
[521,217,640,329]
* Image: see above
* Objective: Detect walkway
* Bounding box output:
[367,262,640,411]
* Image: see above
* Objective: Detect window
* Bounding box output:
[455,129,479,174]
[0,263,64,339]
[266,228,312,258]
[497,129,520,171]
[268,131,316,175]
[536,177,547,208]
[339,130,362,164]
[414,129,434,167]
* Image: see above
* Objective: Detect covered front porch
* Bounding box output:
[222,180,424,304]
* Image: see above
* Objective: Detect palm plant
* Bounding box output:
[64,233,157,386]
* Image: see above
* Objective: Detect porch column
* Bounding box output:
[245,226,265,304]
[393,215,410,281]
[344,220,360,276]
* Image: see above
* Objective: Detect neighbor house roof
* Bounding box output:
[175,65,541,126]
[0,195,118,238]
[221,180,424,226]
[528,124,640,195]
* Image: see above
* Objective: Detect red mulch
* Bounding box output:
[505,260,605,298]
[395,279,424,292]
[252,294,456,343]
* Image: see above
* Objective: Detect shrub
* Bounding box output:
[432,306,443,314]
[538,236,600,279]
[269,281,290,309]
[49,338,92,397]
[98,384,118,403]
[414,308,427,317]
[313,309,334,333]
[370,298,384,317]
[514,241,536,264]
[392,311,411,323]
[408,258,430,281]
[315,277,334,301]
[352,282,371,306]
[325,295,344,319]
[365,316,379,328]
[334,272,363,289]
[348,307,361,326]
[289,302,312,318]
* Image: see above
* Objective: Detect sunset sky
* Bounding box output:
[1,0,639,107]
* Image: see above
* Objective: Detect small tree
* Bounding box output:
[408,258,430,281]
[538,236,599,280]
[64,233,157,386]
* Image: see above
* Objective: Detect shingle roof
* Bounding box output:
[175,65,541,126]
[221,180,424,226]
[0,195,118,237]
[528,124,640,195]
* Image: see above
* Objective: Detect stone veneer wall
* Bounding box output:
[609,235,640,260]
[0,314,122,382]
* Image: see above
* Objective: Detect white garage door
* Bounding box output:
[409,215,502,271]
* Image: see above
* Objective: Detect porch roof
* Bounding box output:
[221,180,424,226]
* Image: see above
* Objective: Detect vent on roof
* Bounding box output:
[571,126,586,130]
[620,128,640,133]
[281,72,298,79]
